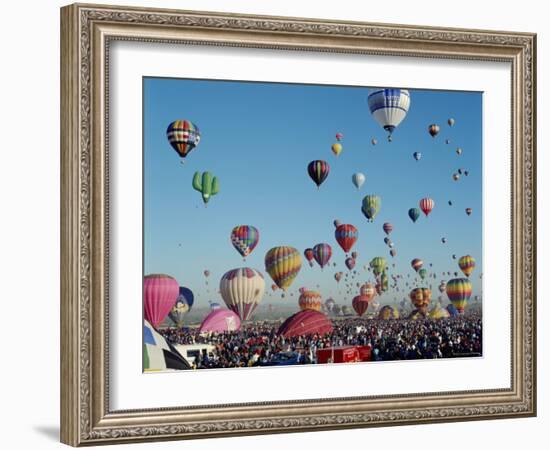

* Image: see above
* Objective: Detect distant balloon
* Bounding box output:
[345,257,356,271]
[383,222,393,235]
[331,143,343,156]
[371,138,378,146]
[441,237,447,243]
[445,139,451,145]
[361,195,381,222]
[304,248,315,267]
[390,248,397,257]
[428,124,440,137]
[458,255,476,277]
[465,207,473,216]
[230,225,260,259]
[448,200,453,206]
[367,88,411,141]
[313,243,332,269]
[203,270,210,278]
[456,147,462,155]
[408,208,421,223]
[334,272,343,283]
[448,118,455,127]
[464,170,469,176]
[299,290,322,312]
[370,256,386,276]
[419,197,435,217]
[352,172,366,189]
[308,160,330,188]
[335,132,344,141]
[418,268,428,280]
[413,151,422,161]
[458,168,463,175]
[144,274,179,328]
[333,219,342,228]
[452,173,460,181]
[265,246,301,290]
[411,258,423,272]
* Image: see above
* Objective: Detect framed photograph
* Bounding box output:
[60,3,536,446]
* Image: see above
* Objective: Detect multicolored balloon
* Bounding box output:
[304,248,315,267]
[378,305,399,320]
[335,132,344,141]
[334,224,358,253]
[307,160,330,188]
[367,88,411,141]
[299,290,322,312]
[345,257,356,271]
[458,255,476,277]
[166,120,201,160]
[168,286,194,328]
[265,246,302,291]
[419,197,435,217]
[409,287,432,314]
[369,256,386,276]
[219,268,265,321]
[230,225,259,259]
[383,222,393,235]
[446,278,472,314]
[334,272,343,283]
[408,207,421,223]
[361,195,381,222]
[411,258,423,272]
[313,243,332,269]
[144,274,179,328]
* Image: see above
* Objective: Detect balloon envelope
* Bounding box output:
[277,310,333,338]
[144,274,179,328]
[219,268,265,321]
[198,309,241,333]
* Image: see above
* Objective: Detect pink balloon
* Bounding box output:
[144,274,179,328]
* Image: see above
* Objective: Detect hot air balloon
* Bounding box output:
[413,151,422,161]
[271,283,278,291]
[383,222,393,235]
[144,274,180,328]
[334,272,343,283]
[361,195,381,222]
[418,268,428,280]
[277,310,333,338]
[446,304,459,316]
[299,290,322,311]
[325,298,336,312]
[168,286,194,328]
[371,138,378,146]
[313,243,332,269]
[192,171,219,205]
[428,124,440,137]
[352,293,371,317]
[265,247,301,290]
[441,237,447,244]
[458,255,476,277]
[446,278,472,314]
[230,225,260,259]
[345,257,356,271]
[367,88,411,141]
[408,208,421,223]
[331,143,343,156]
[390,248,397,258]
[380,272,389,291]
[333,219,342,228]
[409,287,432,314]
[166,120,201,160]
[411,258,423,272]
[198,309,241,333]
[209,301,222,310]
[445,139,451,144]
[351,251,358,259]
[452,173,460,181]
[419,197,435,217]
[335,132,344,141]
[370,256,386,276]
[334,223,358,253]
[448,200,453,206]
[304,248,315,267]
[458,168,463,175]
[219,267,265,321]
[464,170,470,176]
[307,160,330,188]
[448,118,455,127]
[456,147,462,155]
[429,304,451,320]
[439,282,447,293]
[378,305,399,320]
[465,207,473,216]
[143,320,190,371]
[203,270,210,278]
[352,172,366,189]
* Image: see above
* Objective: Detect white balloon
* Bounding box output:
[219,268,265,321]
[351,172,366,189]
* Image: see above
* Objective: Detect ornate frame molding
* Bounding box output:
[60,3,536,446]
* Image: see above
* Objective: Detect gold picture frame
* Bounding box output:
[60,3,536,446]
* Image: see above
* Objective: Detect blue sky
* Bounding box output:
[143,78,482,307]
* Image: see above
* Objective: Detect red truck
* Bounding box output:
[316,345,372,364]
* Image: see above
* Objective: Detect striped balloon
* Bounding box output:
[166,120,201,159]
[219,268,265,321]
[299,290,322,311]
[334,224,358,253]
[304,248,315,267]
[383,222,393,235]
[352,294,371,317]
[378,305,400,320]
[409,287,432,313]
[367,88,411,141]
[458,255,476,277]
[230,225,260,259]
[144,274,180,328]
[419,197,435,216]
[369,256,386,276]
[361,195,381,222]
[265,246,302,290]
[313,243,332,269]
[446,278,472,314]
[307,160,330,188]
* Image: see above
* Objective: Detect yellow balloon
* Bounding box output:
[265,246,302,291]
[331,143,343,156]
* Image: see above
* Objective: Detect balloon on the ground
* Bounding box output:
[198,309,241,333]
[168,286,194,328]
[143,320,190,371]
[277,310,333,338]
[378,305,400,320]
[299,290,322,311]
[144,274,180,328]
[409,287,432,314]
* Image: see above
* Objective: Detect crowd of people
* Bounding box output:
[158,313,482,369]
